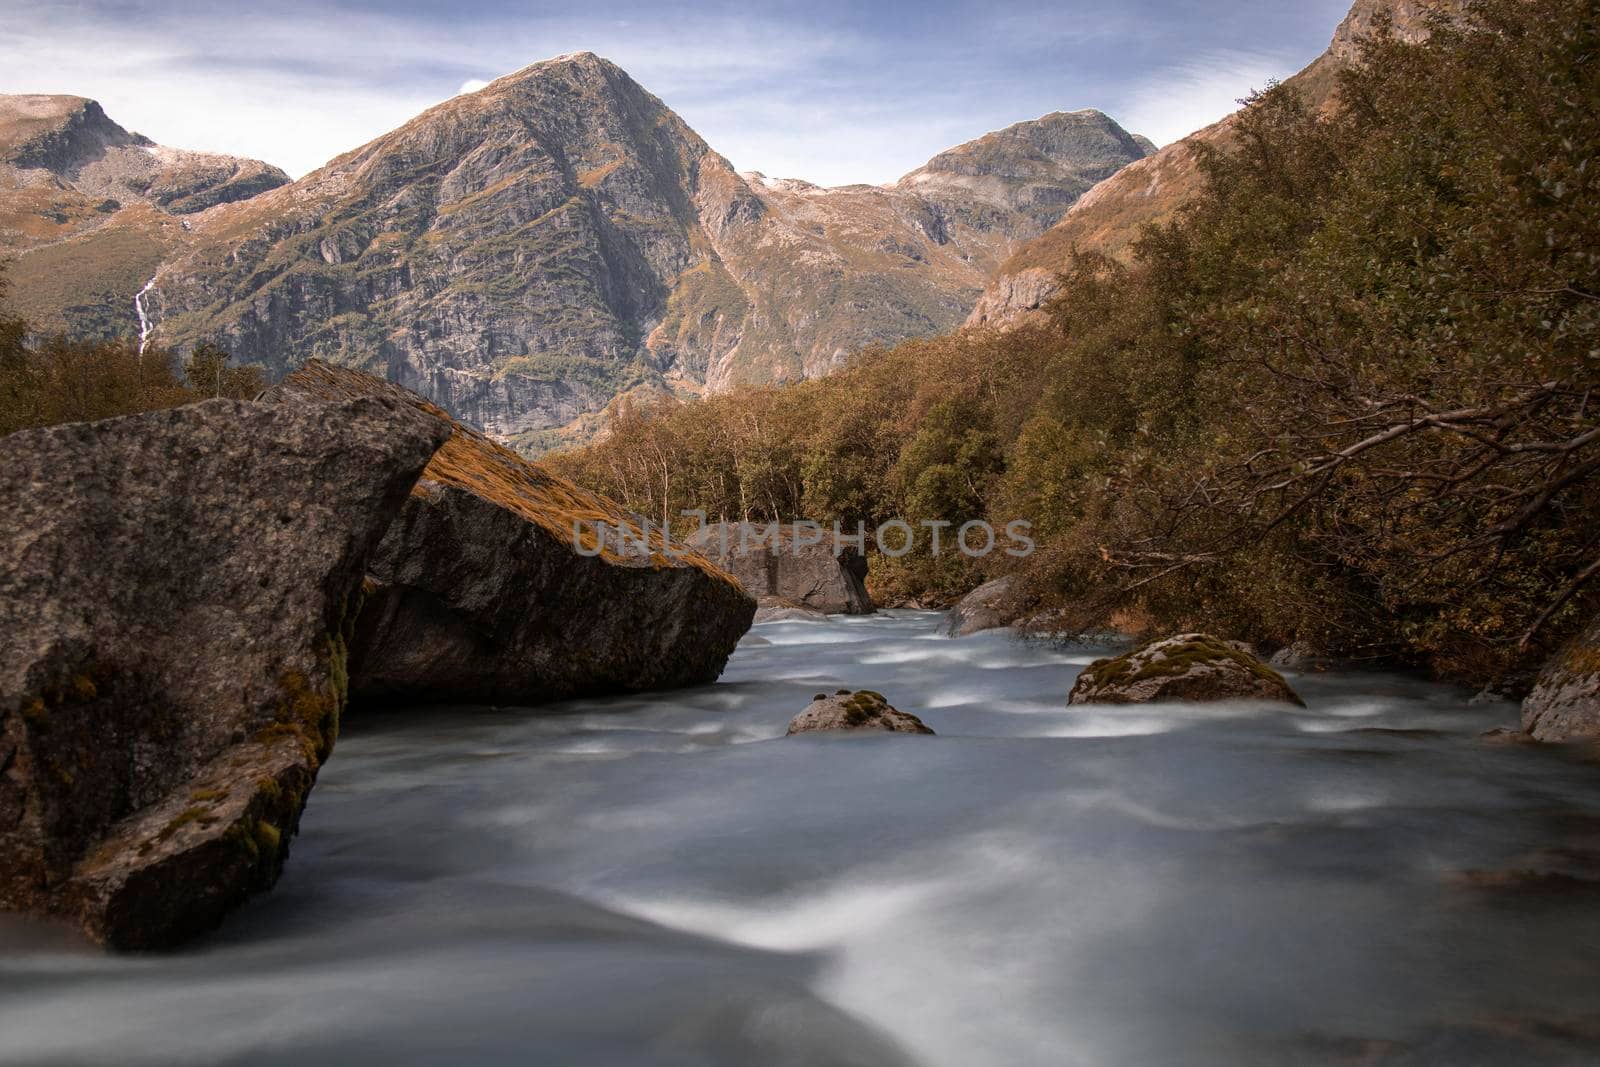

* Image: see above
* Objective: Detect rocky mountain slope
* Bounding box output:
[0,95,288,337]
[1,63,1148,446]
[688,109,1152,393]
[966,0,1451,328]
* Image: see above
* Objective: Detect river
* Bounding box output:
[3,612,1599,1065]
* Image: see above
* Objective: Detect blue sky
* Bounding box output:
[2,0,1354,185]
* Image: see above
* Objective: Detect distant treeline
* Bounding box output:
[548,0,1600,688]
[0,281,263,437]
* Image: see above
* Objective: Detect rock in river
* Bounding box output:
[265,361,755,706]
[1522,613,1600,742]
[0,396,448,948]
[1068,633,1305,707]
[941,576,1016,637]
[787,689,935,735]
[687,522,874,615]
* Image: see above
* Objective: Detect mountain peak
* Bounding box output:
[2,61,1153,447]
[967,0,1460,331]
[0,93,149,171]
[1330,0,1452,60]
[901,108,1149,185]
[482,51,629,94]
[894,108,1151,238]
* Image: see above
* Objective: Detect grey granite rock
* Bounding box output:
[265,361,756,706]
[1522,614,1600,742]
[688,522,874,615]
[941,576,1016,637]
[0,395,447,948]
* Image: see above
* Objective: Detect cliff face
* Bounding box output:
[139,55,718,441]
[966,0,1451,330]
[0,94,289,338]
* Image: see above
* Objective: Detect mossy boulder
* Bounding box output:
[0,396,448,948]
[1068,633,1305,707]
[1522,613,1600,742]
[786,689,935,735]
[265,362,755,705]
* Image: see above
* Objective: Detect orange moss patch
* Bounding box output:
[422,431,734,577]
[1563,644,1600,676]
[274,361,740,585]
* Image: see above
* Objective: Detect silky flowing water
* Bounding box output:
[4,612,1600,1065]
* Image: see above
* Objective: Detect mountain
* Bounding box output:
[966,0,1450,329]
[681,109,1152,394]
[0,95,288,337]
[0,61,1149,447]
[897,109,1155,237]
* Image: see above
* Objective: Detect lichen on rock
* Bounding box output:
[0,394,447,948]
[1522,614,1600,742]
[1068,633,1305,707]
[786,689,936,735]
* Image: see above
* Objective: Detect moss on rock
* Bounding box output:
[787,688,935,735]
[1070,633,1304,707]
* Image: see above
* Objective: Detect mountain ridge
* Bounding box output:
[1,54,1149,446]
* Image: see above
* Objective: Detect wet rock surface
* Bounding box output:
[941,576,1016,637]
[754,596,829,623]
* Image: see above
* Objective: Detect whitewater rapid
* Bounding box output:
[2,612,1597,1066]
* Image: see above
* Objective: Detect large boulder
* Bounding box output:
[1522,614,1600,742]
[1068,633,1305,707]
[787,690,935,735]
[0,397,448,948]
[686,522,874,615]
[264,362,755,705]
[941,576,1016,637]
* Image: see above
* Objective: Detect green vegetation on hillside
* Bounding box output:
[549,0,1600,688]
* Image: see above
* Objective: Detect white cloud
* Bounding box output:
[0,2,1342,185]
[0,2,869,179]
[1110,49,1302,148]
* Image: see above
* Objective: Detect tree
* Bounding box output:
[185,342,265,400]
